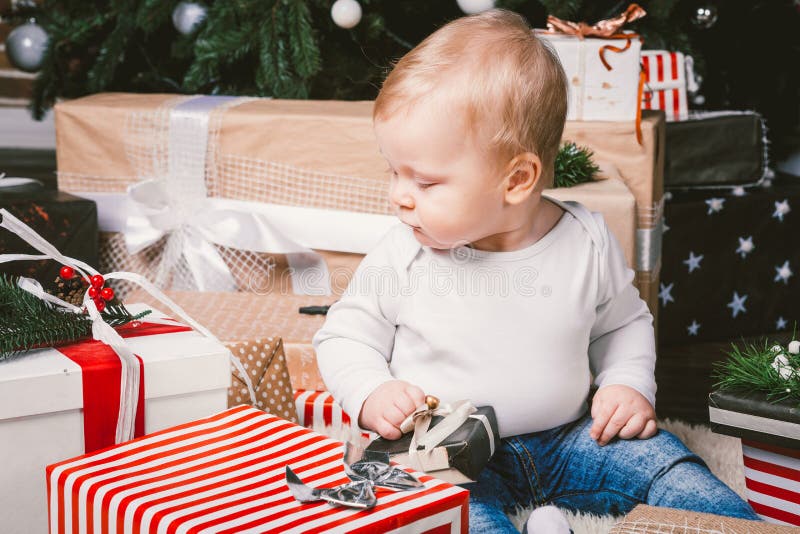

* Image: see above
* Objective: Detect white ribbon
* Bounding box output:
[0,208,257,444]
[117,95,333,295]
[399,400,495,474]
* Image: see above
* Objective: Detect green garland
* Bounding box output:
[554,142,599,188]
[0,274,151,360]
[712,332,800,405]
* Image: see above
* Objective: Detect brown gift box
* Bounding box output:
[610,504,795,533]
[227,337,298,423]
[57,94,643,300]
[127,288,331,391]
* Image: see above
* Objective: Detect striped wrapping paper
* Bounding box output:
[46,405,468,534]
[294,389,375,442]
[641,51,688,122]
[741,440,800,526]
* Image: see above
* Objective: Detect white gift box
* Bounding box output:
[537,30,642,121]
[0,304,230,534]
[641,51,689,121]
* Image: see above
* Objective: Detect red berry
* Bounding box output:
[93,298,106,312]
[100,287,115,301]
[59,266,75,280]
[90,274,105,288]
[88,286,99,298]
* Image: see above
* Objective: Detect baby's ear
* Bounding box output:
[504,152,542,205]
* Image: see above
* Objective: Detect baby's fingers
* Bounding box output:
[374,417,402,440]
[617,413,645,440]
[637,419,658,439]
[589,402,616,441]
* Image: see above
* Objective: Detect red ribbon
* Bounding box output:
[58,321,192,453]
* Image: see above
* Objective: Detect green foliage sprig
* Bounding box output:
[554,142,599,188]
[713,333,800,405]
[0,274,151,360]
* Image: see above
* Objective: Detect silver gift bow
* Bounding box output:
[0,208,257,444]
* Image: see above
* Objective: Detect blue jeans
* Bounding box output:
[462,413,759,532]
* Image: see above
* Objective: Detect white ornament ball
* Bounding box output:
[770,344,783,353]
[172,2,207,35]
[457,0,495,15]
[331,0,362,29]
[5,21,48,73]
[772,354,796,381]
[789,340,800,355]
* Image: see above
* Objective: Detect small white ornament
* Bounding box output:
[172,2,207,35]
[457,0,496,15]
[771,354,796,381]
[771,344,783,353]
[331,0,362,29]
[789,340,800,355]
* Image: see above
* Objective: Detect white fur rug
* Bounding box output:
[320,419,746,534]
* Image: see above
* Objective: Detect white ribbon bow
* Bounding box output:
[0,208,257,445]
[399,400,495,474]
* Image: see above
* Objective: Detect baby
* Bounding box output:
[312,9,758,532]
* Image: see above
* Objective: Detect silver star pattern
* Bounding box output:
[773,199,791,222]
[774,261,793,284]
[662,217,670,234]
[706,197,725,215]
[736,236,755,259]
[687,320,701,336]
[683,252,703,273]
[776,317,788,330]
[727,291,748,318]
[659,282,675,307]
[732,186,746,197]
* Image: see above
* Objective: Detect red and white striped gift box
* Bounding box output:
[47,405,468,534]
[641,51,688,122]
[741,440,800,526]
[294,389,375,441]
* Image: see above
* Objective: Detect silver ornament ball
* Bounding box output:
[691,4,719,29]
[5,21,48,73]
[172,2,207,35]
[457,0,495,15]
[331,0,362,29]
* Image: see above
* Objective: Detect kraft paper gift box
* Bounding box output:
[709,390,800,525]
[126,288,333,391]
[563,111,666,317]
[641,51,689,122]
[536,30,643,122]
[611,504,798,533]
[56,94,643,303]
[47,405,470,534]
[0,304,230,534]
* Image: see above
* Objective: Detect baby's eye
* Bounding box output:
[416,181,436,190]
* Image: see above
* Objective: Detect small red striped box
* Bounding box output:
[294,389,375,442]
[741,440,800,526]
[641,51,688,122]
[47,405,468,533]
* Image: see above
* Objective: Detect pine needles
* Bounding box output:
[712,336,800,405]
[554,142,599,188]
[0,274,151,360]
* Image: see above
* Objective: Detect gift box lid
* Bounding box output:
[708,390,800,449]
[0,303,231,420]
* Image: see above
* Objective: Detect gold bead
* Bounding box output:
[425,395,439,409]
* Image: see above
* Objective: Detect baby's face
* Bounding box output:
[374,97,506,250]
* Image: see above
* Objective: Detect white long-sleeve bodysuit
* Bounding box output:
[312,198,656,438]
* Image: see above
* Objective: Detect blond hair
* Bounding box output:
[374,9,567,187]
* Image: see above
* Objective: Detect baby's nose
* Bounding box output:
[389,181,415,210]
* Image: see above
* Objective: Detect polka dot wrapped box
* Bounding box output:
[0,304,230,534]
[47,405,470,534]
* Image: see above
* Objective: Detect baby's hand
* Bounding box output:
[358,380,425,440]
[589,384,657,446]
